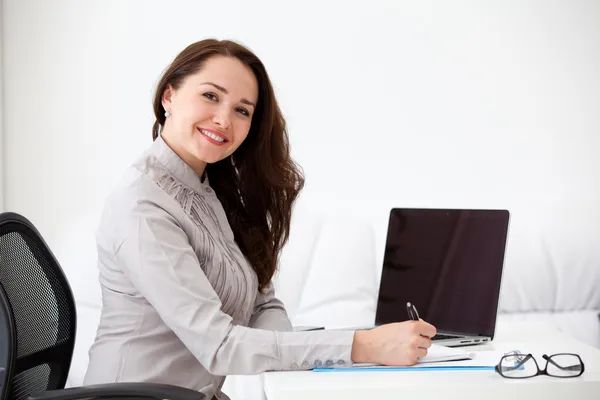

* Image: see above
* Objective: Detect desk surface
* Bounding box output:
[263,320,600,400]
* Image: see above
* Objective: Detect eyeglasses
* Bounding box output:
[496,350,585,379]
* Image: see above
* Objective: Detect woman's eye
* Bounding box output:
[203,92,218,101]
[236,107,250,117]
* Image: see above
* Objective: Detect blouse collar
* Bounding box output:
[149,135,210,193]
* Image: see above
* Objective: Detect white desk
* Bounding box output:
[263,321,600,400]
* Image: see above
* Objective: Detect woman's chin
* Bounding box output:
[191,138,230,164]
[193,148,227,165]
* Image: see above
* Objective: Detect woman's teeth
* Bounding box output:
[200,129,224,142]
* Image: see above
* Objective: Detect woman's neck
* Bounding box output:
[160,131,208,179]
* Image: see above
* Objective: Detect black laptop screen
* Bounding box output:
[375,208,510,337]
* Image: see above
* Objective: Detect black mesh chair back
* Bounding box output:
[0,212,76,400]
[0,212,203,400]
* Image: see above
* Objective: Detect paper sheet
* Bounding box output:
[346,346,504,369]
[351,344,475,368]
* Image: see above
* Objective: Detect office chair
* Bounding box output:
[0,212,205,400]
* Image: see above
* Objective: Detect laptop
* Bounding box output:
[373,208,510,347]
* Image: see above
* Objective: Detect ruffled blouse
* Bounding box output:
[82,136,355,400]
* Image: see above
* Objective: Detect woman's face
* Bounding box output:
[161,55,259,171]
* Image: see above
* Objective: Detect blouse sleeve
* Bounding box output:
[113,198,356,375]
[249,283,293,332]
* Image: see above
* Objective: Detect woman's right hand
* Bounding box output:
[350,320,437,366]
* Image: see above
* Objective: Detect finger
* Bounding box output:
[416,347,428,359]
[417,336,432,349]
[417,319,437,338]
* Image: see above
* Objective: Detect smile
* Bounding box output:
[197,128,228,144]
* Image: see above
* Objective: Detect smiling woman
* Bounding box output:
[157,57,258,166]
[82,38,437,400]
[151,40,301,293]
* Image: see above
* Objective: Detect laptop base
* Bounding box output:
[432,330,492,347]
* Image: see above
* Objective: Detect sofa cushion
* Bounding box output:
[497,309,600,349]
[498,206,600,313]
[52,213,103,310]
[272,212,323,317]
[276,215,378,329]
[67,303,101,387]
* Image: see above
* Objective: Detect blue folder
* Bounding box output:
[313,366,495,372]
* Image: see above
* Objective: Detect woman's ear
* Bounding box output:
[162,84,174,111]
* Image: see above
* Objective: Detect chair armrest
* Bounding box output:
[0,367,5,397]
[27,382,206,400]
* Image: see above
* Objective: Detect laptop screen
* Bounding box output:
[375,208,510,337]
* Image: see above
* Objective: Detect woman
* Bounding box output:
[83,38,436,399]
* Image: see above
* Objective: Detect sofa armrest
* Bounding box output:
[28,382,205,400]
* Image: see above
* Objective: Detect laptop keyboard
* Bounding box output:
[431,334,462,341]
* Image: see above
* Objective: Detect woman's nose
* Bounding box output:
[212,109,231,129]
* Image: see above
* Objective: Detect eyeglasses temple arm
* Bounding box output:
[499,354,532,372]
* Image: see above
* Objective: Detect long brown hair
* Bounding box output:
[152,39,304,292]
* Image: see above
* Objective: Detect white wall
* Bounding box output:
[3,0,600,257]
[3,2,600,394]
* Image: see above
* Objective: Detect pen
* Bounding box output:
[406,302,420,321]
[407,302,434,340]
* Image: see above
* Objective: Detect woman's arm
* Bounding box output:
[112,198,355,375]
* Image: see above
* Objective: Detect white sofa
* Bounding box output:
[53,197,600,400]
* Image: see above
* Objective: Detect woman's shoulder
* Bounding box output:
[99,151,186,231]
[107,151,164,204]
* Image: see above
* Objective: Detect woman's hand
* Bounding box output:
[351,320,437,366]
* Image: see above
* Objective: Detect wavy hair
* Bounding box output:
[152,39,304,292]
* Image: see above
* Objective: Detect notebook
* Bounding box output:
[350,344,474,368]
